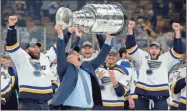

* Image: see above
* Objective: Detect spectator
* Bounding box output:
[48,1,59,21]
[14,1,26,16]
[156,32,175,52]
[41,1,50,16]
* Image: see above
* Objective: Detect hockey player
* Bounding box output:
[116,47,138,109]
[1,53,18,110]
[80,34,105,61]
[81,41,97,61]
[117,47,133,67]
[171,54,186,110]
[169,69,181,110]
[125,21,184,110]
[5,15,75,110]
[96,48,130,110]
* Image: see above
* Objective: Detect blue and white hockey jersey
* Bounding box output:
[171,64,186,109]
[6,27,57,101]
[116,59,138,106]
[169,70,181,109]
[125,34,183,98]
[96,64,130,107]
[1,67,15,105]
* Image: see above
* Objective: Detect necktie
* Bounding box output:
[79,69,91,104]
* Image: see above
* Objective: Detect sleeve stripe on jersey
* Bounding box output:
[1,78,13,95]
[170,100,179,108]
[53,43,57,48]
[179,97,186,104]
[1,84,12,95]
[169,48,183,59]
[6,42,20,52]
[130,94,138,99]
[124,94,138,101]
[11,76,15,87]
[171,78,182,97]
[124,87,127,95]
[1,98,6,102]
[113,68,126,75]
[127,45,138,55]
[51,81,59,87]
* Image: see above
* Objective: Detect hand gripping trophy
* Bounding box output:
[56,2,128,36]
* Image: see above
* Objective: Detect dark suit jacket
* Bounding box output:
[50,37,111,106]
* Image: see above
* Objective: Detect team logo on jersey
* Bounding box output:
[29,59,42,77]
[101,77,111,85]
[146,60,162,75]
[147,60,162,69]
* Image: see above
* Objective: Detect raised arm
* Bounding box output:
[6,16,29,68]
[96,34,106,49]
[90,34,112,70]
[45,27,75,63]
[70,27,82,49]
[125,21,148,65]
[6,16,19,52]
[163,23,185,69]
[54,24,68,81]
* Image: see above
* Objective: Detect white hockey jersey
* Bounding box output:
[50,64,60,88]
[169,70,181,108]
[116,59,138,105]
[6,42,56,101]
[96,64,130,107]
[127,45,180,97]
[1,67,15,105]
[171,65,186,108]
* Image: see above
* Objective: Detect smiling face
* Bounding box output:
[106,53,118,65]
[82,45,93,58]
[149,45,161,60]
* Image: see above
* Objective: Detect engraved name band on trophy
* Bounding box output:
[56,2,128,36]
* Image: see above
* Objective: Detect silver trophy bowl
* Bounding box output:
[56,2,128,36]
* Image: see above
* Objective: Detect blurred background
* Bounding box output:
[1,0,186,53]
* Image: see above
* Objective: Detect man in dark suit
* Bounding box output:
[50,24,112,110]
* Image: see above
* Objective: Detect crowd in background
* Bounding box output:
[1,0,186,82]
[1,0,186,52]
[0,0,186,110]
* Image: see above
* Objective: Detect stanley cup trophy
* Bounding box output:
[56,2,128,36]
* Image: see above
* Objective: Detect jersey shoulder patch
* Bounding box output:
[120,61,131,68]
[114,65,129,75]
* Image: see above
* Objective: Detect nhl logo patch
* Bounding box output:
[146,69,153,75]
